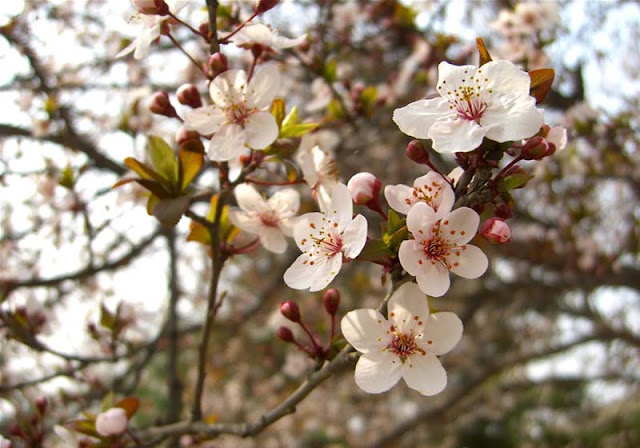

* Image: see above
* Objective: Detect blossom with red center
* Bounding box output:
[384,171,454,217]
[340,282,463,396]
[228,183,300,254]
[393,60,543,153]
[399,202,488,297]
[183,64,280,161]
[284,184,367,292]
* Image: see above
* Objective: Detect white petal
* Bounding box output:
[228,210,261,234]
[440,207,480,245]
[415,262,450,297]
[419,312,463,356]
[392,98,451,139]
[244,111,279,149]
[268,188,300,217]
[246,63,280,109]
[482,94,542,142]
[284,254,319,290]
[342,214,368,259]
[329,183,353,230]
[292,212,324,252]
[116,40,137,59]
[208,124,245,161]
[417,172,455,218]
[398,240,426,276]
[428,118,486,154]
[259,227,287,254]
[209,69,246,107]
[436,62,479,101]
[341,309,390,353]
[481,59,531,97]
[384,184,414,214]
[184,106,225,135]
[308,255,342,292]
[402,354,447,396]
[447,244,488,279]
[234,183,264,213]
[354,352,402,394]
[406,202,437,239]
[387,282,429,334]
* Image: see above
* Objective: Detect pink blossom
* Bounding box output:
[95,407,128,437]
[347,172,382,205]
[479,217,511,244]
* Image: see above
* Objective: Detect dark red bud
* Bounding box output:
[199,22,210,39]
[276,326,294,342]
[521,136,551,160]
[254,0,279,14]
[207,52,228,78]
[322,289,340,316]
[9,422,23,436]
[176,84,202,108]
[35,397,48,414]
[149,91,177,118]
[494,203,513,220]
[280,301,301,323]
[406,140,430,165]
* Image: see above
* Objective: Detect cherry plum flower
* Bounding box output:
[393,60,543,154]
[95,407,128,437]
[399,203,488,297]
[284,184,367,292]
[341,282,463,395]
[384,171,454,217]
[296,133,340,212]
[228,184,300,254]
[184,64,280,161]
[227,23,307,53]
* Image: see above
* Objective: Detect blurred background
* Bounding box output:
[0,0,639,447]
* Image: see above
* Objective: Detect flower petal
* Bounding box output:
[209,69,246,107]
[419,312,463,356]
[244,111,279,149]
[208,124,245,161]
[246,63,280,109]
[184,106,225,135]
[481,93,542,143]
[440,207,480,245]
[436,62,479,101]
[384,184,414,215]
[341,309,389,353]
[234,183,264,213]
[481,59,531,97]
[402,354,447,396]
[398,240,426,276]
[283,253,320,290]
[308,254,342,292]
[228,210,261,234]
[447,244,488,279]
[354,352,402,394]
[342,214,368,259]
[415,261,450,297]
[292,212,324,252]
[428,118,486,154]
[268,188,300,217]
[259,227,287,254]
[406,202,438,239]
[329,183,353,230]
[392,97,451,139]
[387,282,430,335]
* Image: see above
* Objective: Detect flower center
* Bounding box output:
[314,228,343,257]
[387,328,424,361]
[259,210,280,228]
[451,86,487,122]
[408,181,444,209]
[226,103,252,126]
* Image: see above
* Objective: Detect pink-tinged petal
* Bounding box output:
[398,240,426,276]
[412,172,455,218]
[406,202,438,239]
[133,34,153,60]
[228,210,261,234]
[116,40,137,58]
[341,309,390,353]
[329,183,353,230]
[208,124,245,161]
[354,352,403,394]
[244,111,279,150]
[440,207,480,245]
[415,262,450,297]
[246,63,280,109]
[447,244,488,279]
[387,282,429,334]
[234,183,264,213]
[419,312,463,356]
[259,227,287,254]
[481,59,531,97]
[436,62,478,101]
[402,354,447,396]
[268,188,300,217]
[342,214,368,259]
[292,212,324,252]
[481,94,542,142]
[209,69,246,107]
[428,118,486,154]
[392,98,451,139]
[284,253,322,290]
[308,255,342,292]
[184,106,225,135]
[384,184,414,214]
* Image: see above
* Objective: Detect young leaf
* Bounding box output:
[476,38,493,66]
[148,135,179,186]
[529,68,555,104]
[271,98,286,128]
[178,146,204,193]
[114,397,139,419]
[124,157,163,182]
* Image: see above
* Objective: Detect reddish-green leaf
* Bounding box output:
[529,68,555,104]
[476,38,493,66]
[178,146,204,193]
[114,397,139,419]
[148,135,179,185]
[124,157,162,181]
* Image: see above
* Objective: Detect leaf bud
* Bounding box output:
[254,0,279,14]
[405,140,430,165]
[207,52,228,78]
[322,289,340,316]
[176,84,202,108]
[479,217,511,244]
[280,301,301,323]
[276,326,295,343]
[149,91,178,118]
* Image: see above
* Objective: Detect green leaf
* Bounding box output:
[476,37,493,66]
[359,86,378,117]
[99,303,116,331]
[383,225,409,254]
[529,68,555,104]
[178,145,204,193]
[147,135,179,186]
[135,179,171,198]
[271,98,286,128]
[124,157,163,182]
[502,172,534,190]
[323,59,337,83]
[279,106,318,138]
[59,164,75,189]
[327,98,344,120]
[386,209,405,234]
[357,239,393,263]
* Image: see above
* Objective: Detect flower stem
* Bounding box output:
[218,12,258,44]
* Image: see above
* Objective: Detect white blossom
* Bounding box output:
[296,132,340,212]
[341,282,463,395]
[284,184,367,292]
[184,64,280,161]
[384,171,454,217]
[228,184,300,254]
[227,23,307,52]
[399,202,488,297]
[393,60,543,153]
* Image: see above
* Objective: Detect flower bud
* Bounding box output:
[347,172,382,205]
[133,0,169,15]
[276,326,294,343]
[0,435,12,448]
[35,397,48,414]
[198,22,210,39]
[322,289,340,316]
[149,91,177,118]
[207,52,228,78]
[479,217,511,244]
[542,124,567,153]
[521,136,551,160]
[405,140,430,165]
[175,126,201,146]
[254,0,279,14]
[280,301,301,323]
[176,84,202,108]
[494,203,513,220]
[95,407,128,437]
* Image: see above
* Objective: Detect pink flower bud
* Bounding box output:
[149,91,177,118]
[207,52,228,78]
[543,124,567,152]
[479,218,511,244]
[322,289,340,316]
[254,0,279,14]
[347,172,382,205]
[175,126,200,146]
[176,84,202,108]
[95,407,128,437]
[521,136,551,160]
[280,301,301,323]
[276,326,294,342]
[405,140,430,165]
[133,0,169,15]
[35,397,48,414]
